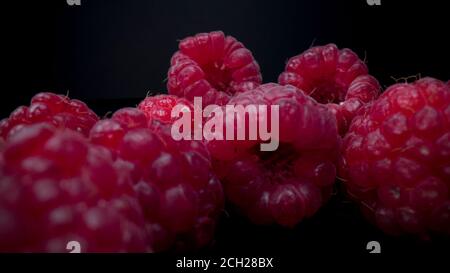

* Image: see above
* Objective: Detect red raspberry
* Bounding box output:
[90,106,224,251]
[0,92,99,139]
[278,44,381,135]
[207,83,339,227]
[0,123,148,252]
[137,94,194,129]
[341,77,450,237]
[167,31,262,106]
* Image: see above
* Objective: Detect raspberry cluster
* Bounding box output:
[0,31,449,252]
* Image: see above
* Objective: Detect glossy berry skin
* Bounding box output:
[90,107,224,251]
[168,31,262,106]
[0,92,99,139]
[207,83,339,227]
[0,123,148,252]
[341,77,450,237]
[279,44,381,135]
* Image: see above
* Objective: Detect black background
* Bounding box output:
[2,0,449,257]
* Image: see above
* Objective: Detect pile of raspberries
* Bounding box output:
[0,31,448,252]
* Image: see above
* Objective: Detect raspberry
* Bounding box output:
[137,94,194,129]
[278,44,381,134]
[0,123,148,252]
[207,83,339,227]
[167,31,262,106]
[90,106,224,251]
[0,92,99,139]
[341,77,450,237]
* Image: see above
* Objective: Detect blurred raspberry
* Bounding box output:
[0,123,148,252]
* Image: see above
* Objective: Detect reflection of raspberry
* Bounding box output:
[0,123,148,252]
[278,44,381,134]
[0,92,99,139]
[168,31,262,106]
[341,78,450,237]
[90,107,224,251]
[207,83,339,227]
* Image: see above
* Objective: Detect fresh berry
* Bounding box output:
[90,107,224,251]
[0,123,148,252]
[206,83,339,227]
[168,31,262,106]
[138,94,194,129]
[278,44,381,134]
[0,92,99,139]
[340,77,450,237]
